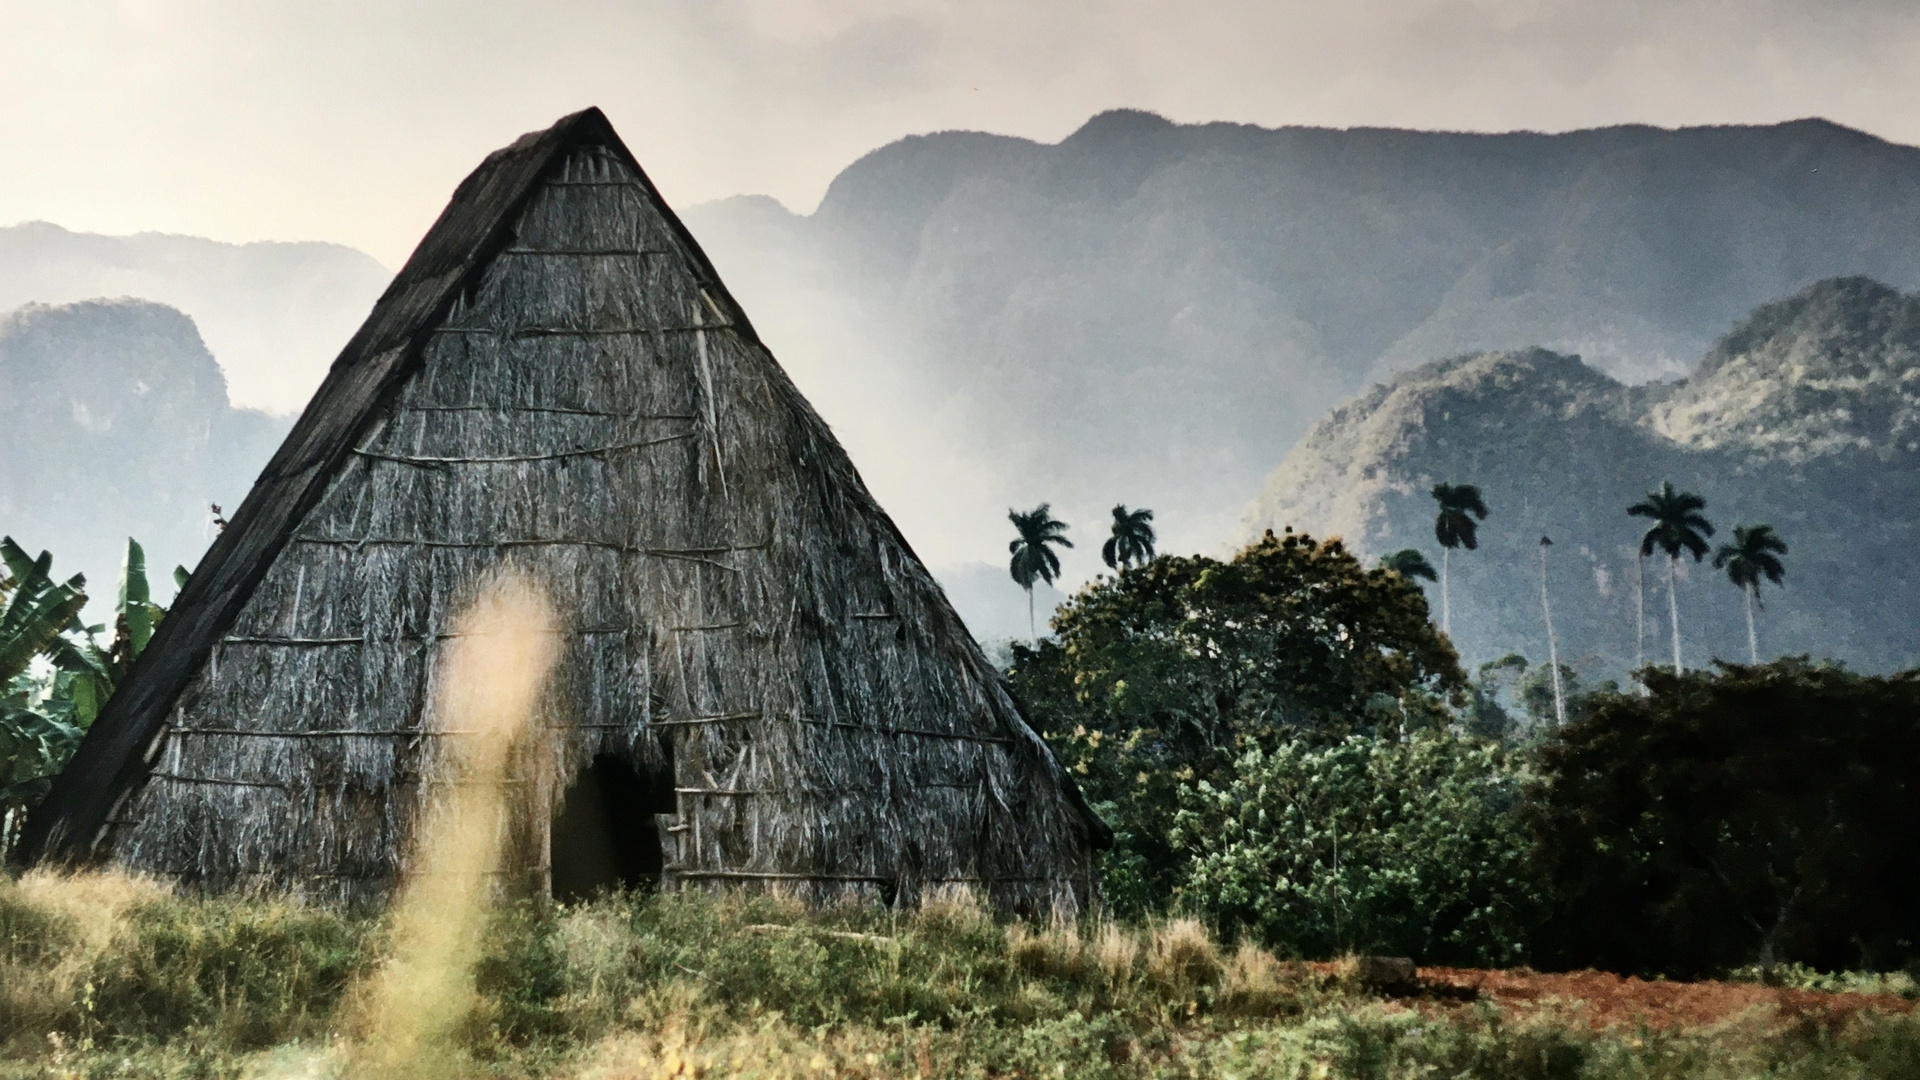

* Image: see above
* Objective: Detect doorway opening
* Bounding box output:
[550,752,674,901]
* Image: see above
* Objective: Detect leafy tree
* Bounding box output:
[1714,524,1787,664]
[1430,483,1488,637]
[1378,548,1437,582]
[1007,504,1072,638]
[1173,731,1542,964]
[1009,529,1463,914]
[1466,654,1613,745]
[1529,660,1920,976]
[1464,654,1528,742]
[1628,481,1714,673]
[1100,505,1156,571]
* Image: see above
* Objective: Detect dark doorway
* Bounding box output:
[550,754,672,901]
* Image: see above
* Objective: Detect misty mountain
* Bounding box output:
[0,299,289,599]
[1241,277,1920,678]
[0,222,390,414]
[684,112,1920,582]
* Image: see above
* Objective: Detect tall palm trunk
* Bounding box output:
[1667,553,1684,674]
[1540,543,1566,727]
[1744,584,1759,665]
[1634,554,1646,677]
[1440,547,1451,636]
[1026,586,1035,639]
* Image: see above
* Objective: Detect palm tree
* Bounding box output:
[1628,482,1714,674]
[1431,483,1488,636]
[1538,536,1565,727]
[1101,505,1156,570]
[1714,524,1787,664]
[1008,504,1073,638]
[1378,549,1438,583]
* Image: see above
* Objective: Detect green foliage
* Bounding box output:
[1629,481,1714,562]
[4,877,1919,1079]
[1529,659,1920,976]
[1377,548,1437,582]
[1010,530,1463,916]
[1,540,92,816]
[1006,503,1073,591]
[0,875,367,1055]
[2,538,166,842]
[1466,655,1617,744]
[1714,524,1787,597]
[1464,654,1528,741]
[1173,731,1544,965]
[0,539,89,687]
[1101,505,1157,570]
[1430,483,1488,552]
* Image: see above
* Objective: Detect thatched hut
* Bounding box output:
[21,109,1108,914]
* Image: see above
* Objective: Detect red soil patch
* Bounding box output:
[1411,967,1915,1030]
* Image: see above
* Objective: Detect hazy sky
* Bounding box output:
[4,0,1920,266]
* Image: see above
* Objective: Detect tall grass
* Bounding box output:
[4,875,1918,1079]
[347,572,560,1080]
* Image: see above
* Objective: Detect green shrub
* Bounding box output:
[1174,730,1543,964]
[1010,531,1465,916]
[1529,659,1920,976]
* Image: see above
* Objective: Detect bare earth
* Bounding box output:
[1407,967,1915,1030]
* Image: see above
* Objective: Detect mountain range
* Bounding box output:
[685,111,1920,587]
[0,222,390,414]
[1244,277,1920,677]
[13,113,1920,647]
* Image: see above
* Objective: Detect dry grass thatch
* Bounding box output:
[20,109,1105,916]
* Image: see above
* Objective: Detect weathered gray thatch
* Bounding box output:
[21,109,1108,914]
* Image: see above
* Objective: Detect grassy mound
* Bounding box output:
[3,872,1916,1079]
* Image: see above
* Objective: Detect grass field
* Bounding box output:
[3,871,1917,1080]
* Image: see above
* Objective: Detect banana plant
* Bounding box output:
[2,538,92,828]
[2,538,175,837]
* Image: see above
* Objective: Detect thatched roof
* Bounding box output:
[20,109,1108,913]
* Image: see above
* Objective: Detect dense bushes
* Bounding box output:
[1014,535,1920,979]
[1174,733,1541,966]
[1011,530,1464,918]
[1529,659,1920,976]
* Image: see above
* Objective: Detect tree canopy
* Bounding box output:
[1101,505,1156,570]
[1009,529,1464,913]
[1629,481,1714,562]
[1431,484,1488,552]
[1529,659,1920,976]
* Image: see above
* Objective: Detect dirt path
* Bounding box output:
[1410,967,1915,1030]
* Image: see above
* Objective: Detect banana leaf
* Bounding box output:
[118,538,154,657]
[0,537,88,685]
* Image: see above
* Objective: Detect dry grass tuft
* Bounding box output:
[1219,941,1307,1017]
[1145,918,1222,994]
[1005,922,1090,982]
[0,869,173,1049]
[1094,921,1141,989]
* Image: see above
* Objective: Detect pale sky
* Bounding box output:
[4,0,1920,266]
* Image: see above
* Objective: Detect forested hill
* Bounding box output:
[0,299,288,599]
[0,222,389,414]
[684,113,1920,566]
[1242,277,1920,678]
